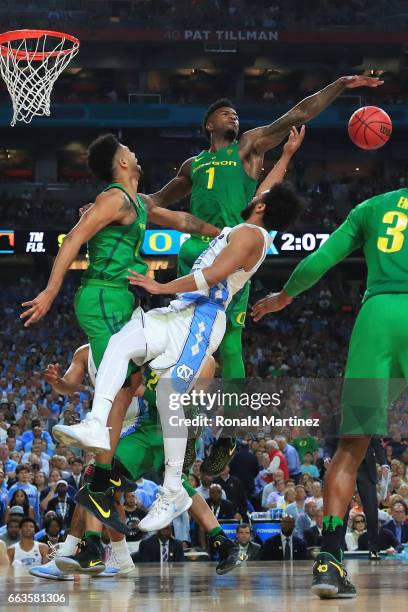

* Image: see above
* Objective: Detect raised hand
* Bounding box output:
[283,125,306,157]
[251,291,293,321]
[20,288,57,327]
[339,75,384,89]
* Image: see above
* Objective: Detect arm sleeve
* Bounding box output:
[283,207,365,297]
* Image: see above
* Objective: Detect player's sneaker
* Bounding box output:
[209,532,241,575]
[311,552,356,599]
[55,535,105,575]
[75,484,130,535]
[29,558,74,581]
[53,414,110,453]
[138,486,192,532]
[201,437,237,477]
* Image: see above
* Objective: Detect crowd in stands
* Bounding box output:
[0,275,407,565]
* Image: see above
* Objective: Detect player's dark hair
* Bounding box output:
[202,98,236,140]
[261,182,305,232]
[87,133,120,183]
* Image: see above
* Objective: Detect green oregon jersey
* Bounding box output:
[190,142,257,229]
[285,189,408,301]
[83,183,147,283]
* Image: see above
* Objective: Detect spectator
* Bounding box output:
[66,458,84,492]
[36,516,64,546]
[385,433,408,459]
[187,473,200,489]
[0,516,22,547]
[311,481,323,509]
[265,440,289,480]
[7,518,48,566]
[261,469,285,509]
[358,524,402,553]
[275,435,301,482]
[214,466,248,520]
[34,510,59,541]
[138,525,184,563]
[383,502,408,545]
[7,465,40,524]
[261,515,307,561]
[4,490,35,522]
[206,484,235,520]
[303,508,323,548]
[0,444,17,477]
[197,474,226,501]
[22,441,50,476]
[285,485,307,520]
[229,440,260,501]
[124,491,147,541]
[292,428,319,464]
[45,480,75,529]
[294,498,318,540]
[265,479,286,509]
[300,452,320,478]
[345,513,367,551]
[235,523,261,561]
[21,420,54,456]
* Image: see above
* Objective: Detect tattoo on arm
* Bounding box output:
[118,193,133,214]
[182,213,208,234]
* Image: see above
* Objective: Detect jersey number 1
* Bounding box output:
[377,210,408,253]
[205,167,215,190]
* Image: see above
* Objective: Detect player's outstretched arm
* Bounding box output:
[20,191,127,327]
[146,158,193,208]
[240,75,383,156]
[128,226,263,295]
[142,197,220,237]
[44,344,88,395]
[255,126,305,196]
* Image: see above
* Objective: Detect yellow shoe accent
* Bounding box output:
[89,494,111,519]
[109,478,121,487]
[89,561,103,567]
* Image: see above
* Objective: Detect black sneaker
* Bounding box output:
[369,551,381,561]
[209,532,241,575]
[201,438,237,477]
[109,472,138,493]
[55,535,105,575]
[75,484,130,535]
[311,552,356,599]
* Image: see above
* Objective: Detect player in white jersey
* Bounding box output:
[8,518,49,567]
[53,181,304,531]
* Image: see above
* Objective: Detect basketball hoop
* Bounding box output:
[0,30,80,126]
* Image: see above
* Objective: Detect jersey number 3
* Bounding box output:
[377,210,408,253]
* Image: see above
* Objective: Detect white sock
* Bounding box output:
[91,395,113,427]
[163,460,185,493]
[57,534,80,557]
[156,380,187,493]
[111,539,133,568]
[90,320,147,426]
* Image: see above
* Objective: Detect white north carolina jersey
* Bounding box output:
[176,224,272,309]
[87,346,143,430]
[11,541,42,566]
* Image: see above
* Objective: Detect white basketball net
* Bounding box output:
[0,32,79,126]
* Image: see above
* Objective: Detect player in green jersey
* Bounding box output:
[20,133,219,524]
[145,74,382,468]
[33,348,240,577]
[252,188,408,599]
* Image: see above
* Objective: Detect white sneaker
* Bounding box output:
[29,559,74,581]
[138,486,192,532]
[53,414,110,452]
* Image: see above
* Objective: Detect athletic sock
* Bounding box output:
[321,515,344,563]
[111,539,133,568]
[90,462,112,492]
[56,534,81,557]
[163,460,184,493]
[91,394,113,427]
[208,527,223,538]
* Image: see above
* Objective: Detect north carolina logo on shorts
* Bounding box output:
[176,364,194,382]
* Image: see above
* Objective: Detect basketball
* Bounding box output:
[348,106,392,150]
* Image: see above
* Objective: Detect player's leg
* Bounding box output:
[201,284,249,476]
[312,295,398,599]
[54,315,148,453]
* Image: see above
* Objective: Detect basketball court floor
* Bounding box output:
[1,560,407,611]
